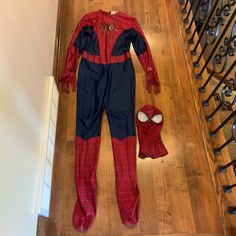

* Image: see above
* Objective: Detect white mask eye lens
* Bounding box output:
[137,111,149,122]
[151,114,163,124]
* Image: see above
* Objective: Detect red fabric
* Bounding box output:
[83,50,131,64]
[111,136,139,227]
[138,52,160,94]
[73,136,101,232]
[136,104,168,159]
[132,19,161,94]
[74,136,139,231]
[59,14,92,93]
[59,10,160,94]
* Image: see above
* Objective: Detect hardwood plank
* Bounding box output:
[143,233,224,236]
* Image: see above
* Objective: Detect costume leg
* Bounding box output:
[73,58,105,232]
[104,59,140,227]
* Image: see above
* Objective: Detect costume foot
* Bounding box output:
[122,214,139,228]
[73,212,95,232]
[73,201,96,232]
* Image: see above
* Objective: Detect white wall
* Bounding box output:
[0,0,58,235]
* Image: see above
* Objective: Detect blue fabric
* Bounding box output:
[76,58,136,140]
[112,28,147,56]
[74,26,100,55]
[74,26,147,57]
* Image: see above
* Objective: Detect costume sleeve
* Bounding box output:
[132,18,160,94]
[59,15,91,93]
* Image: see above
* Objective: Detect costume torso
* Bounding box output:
[60,10,160,93]
[73,10,148,64]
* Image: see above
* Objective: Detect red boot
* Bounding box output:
[73,137,101,232]
[111,136,140,227]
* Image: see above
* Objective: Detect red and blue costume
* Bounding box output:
[59,10,160,232]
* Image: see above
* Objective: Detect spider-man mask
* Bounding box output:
[136,104,168,159]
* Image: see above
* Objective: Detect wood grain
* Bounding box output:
[37,0,226,235]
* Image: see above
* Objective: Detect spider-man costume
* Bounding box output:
[59,10,160,232]
[136,105,168,159]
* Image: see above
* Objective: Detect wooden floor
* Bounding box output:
[37,0,225,235]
